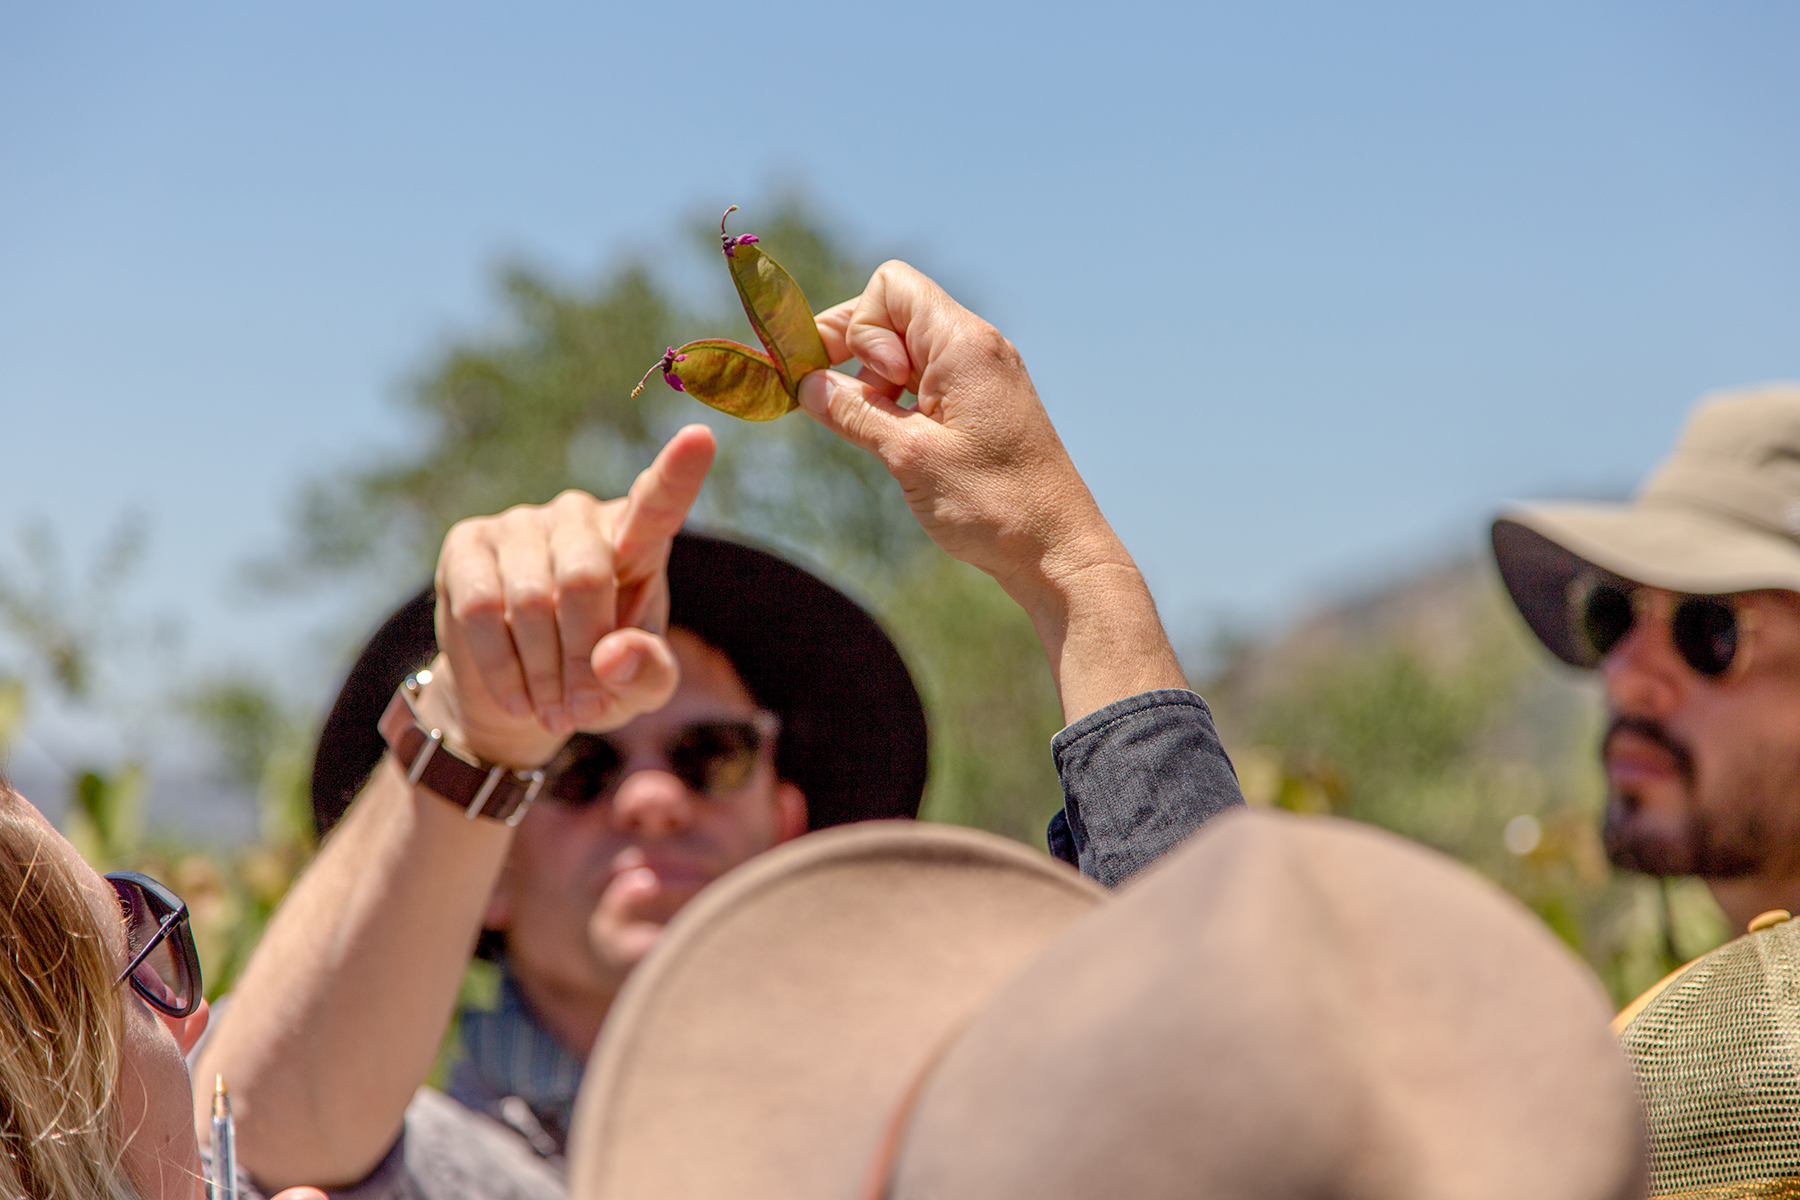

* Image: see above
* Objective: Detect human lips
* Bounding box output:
[603,846,715,896]
[636,858,713,890]
[1602,722,1693,790]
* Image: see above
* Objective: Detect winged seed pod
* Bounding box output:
[628,207,831,422]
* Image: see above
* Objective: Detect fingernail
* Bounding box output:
[541,704,569,733]
[505,695,532,718]
[797,370,834,417]
[604,651,641,686]
[867,348,906,384]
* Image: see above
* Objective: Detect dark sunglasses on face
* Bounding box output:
[107,871,203,1018]
[541,711,781,809]
[1574,578,1752,679]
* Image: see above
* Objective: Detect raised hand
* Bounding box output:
[799,262,1185,722]
[802,263,1130,611]
[424,424,716,766]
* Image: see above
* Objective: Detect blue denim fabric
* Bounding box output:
[1047,689,1245,888]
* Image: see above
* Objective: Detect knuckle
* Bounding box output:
[498,501,543,523]
[556,563,611,595]
[442,516,483,545]
[969,321,1010,358]
[450,587,505,625]
[550,488,599,512]
[506,585,555,618]
[885,430,930,476]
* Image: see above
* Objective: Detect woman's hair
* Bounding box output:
[0,773,142,1199]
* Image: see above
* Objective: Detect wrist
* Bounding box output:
[996,525,1140,632]
[382,673,548,826]
[411,657,564,769]
[1011,555,1188,726]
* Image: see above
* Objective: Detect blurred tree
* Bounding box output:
[0,521,315,998]
[0,677,24,754]
[0,515,157,865]
[273,194,1065,843]
[176,672,317,995]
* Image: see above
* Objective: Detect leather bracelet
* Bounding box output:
[378,671,544,826]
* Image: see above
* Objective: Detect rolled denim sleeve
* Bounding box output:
[1047,689,1246,888]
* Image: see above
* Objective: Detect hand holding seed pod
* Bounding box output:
[630,207,831,421]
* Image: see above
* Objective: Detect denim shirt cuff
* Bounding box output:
[1048,688,1244,888]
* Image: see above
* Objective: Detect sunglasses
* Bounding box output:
[1574,579,1752,679]
[107,871,203,1018]
[541,712,781,809]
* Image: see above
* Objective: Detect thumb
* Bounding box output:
[796,369,917,461]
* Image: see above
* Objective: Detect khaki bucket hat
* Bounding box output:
[1493,383,1800,667]
[567,812,1645,1200]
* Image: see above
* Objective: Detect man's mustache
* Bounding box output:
[1601,714,1696,784]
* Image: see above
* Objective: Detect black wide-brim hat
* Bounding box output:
[310,530,929,840]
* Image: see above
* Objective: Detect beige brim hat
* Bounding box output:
[567,813,1645,1200]
[1493,383,1800,667]
[567,821,1106,1200]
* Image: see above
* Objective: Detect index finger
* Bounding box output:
[611,424,716,584]
[816,298,857,365]
[842,261,978,393]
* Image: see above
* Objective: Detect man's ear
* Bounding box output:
[774,782,808,844]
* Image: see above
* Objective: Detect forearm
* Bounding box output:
[1002,520,1188,726]
[193,758,514,1190]
[1005,521,1243,886]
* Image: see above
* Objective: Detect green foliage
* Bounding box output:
[1205,562,1732,1005]
[0,514,150,701]
[0,525,315,1000]
[66,765,146,865]
[0,677,24,749]
[886,556,1066,844]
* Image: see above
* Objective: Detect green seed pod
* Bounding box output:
[628,206,828,421]
[719,206,830,393]
[632,339,795,421]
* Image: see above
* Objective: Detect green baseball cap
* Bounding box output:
[1492,383,1800,667]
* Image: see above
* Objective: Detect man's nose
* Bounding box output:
[608,766,698,837]
[1600,600,1686,719]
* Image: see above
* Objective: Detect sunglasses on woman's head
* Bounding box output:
[1575,580,1751,679]
[541,711,781,809]
[107,871,203,1018]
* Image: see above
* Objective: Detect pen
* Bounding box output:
[210,1075,237,1200]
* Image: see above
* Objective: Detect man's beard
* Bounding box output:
[1601,714,1765,878]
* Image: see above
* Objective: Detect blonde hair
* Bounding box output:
[0,779,142,1200]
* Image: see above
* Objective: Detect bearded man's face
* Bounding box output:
[1600,589,1800,879]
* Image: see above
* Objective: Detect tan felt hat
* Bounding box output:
[568,812,1646,1200]
[567,820,1107,1199]
[1493,383,1800,667]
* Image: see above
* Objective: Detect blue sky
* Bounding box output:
[2,0,1796,713]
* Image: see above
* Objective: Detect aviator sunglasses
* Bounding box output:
[107,871,203,1018]
[541,711,781,808]
[1574,578,1753,679]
